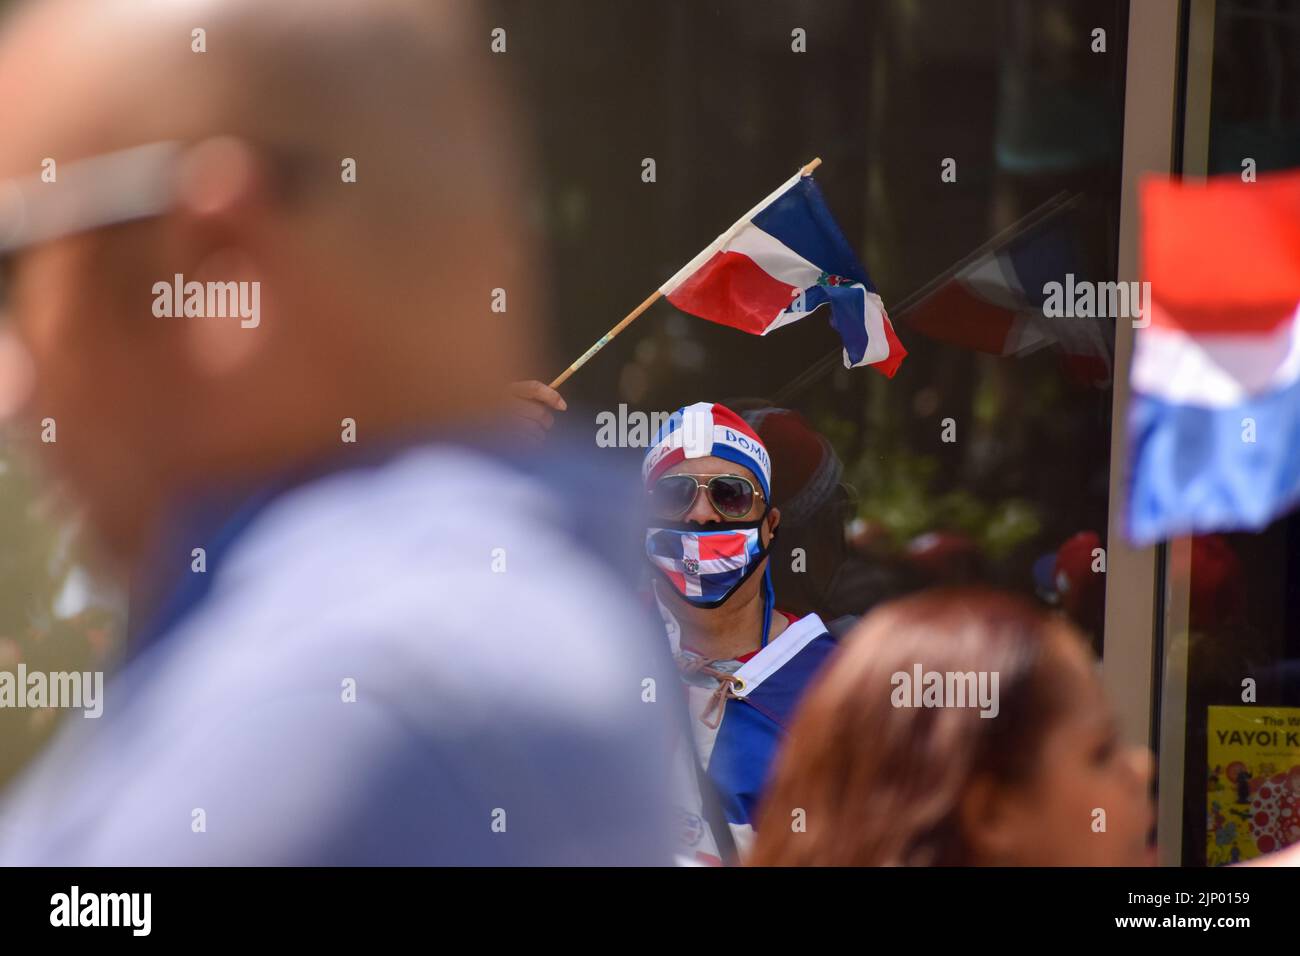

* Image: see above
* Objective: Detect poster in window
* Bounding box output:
[1207,705,1300,866]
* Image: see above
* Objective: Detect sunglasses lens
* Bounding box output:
[709,476,754,518]
[651,475,699,517]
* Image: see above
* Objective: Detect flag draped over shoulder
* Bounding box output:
[658,171,907,378]
[1128,169,1300,544]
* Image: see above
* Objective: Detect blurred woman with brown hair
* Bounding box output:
[750,589,1154,866]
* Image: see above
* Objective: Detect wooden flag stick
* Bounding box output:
[549,288,662,389]
[547,157,824,390]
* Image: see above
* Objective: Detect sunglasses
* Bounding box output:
[650,473,762,520]
[0,140,310,312]
[0,141,181,254]
[0,141,183,314]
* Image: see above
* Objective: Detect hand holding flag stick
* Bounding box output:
[546,155,907,391]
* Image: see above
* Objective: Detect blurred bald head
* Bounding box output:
[0,0,540,566]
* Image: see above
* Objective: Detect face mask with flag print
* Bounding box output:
[645,519,773,609]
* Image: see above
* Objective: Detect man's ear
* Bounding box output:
[766,506,781,540]
[957,773,1027,865]
[170,138,272,378]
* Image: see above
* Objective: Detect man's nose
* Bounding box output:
[0,328,35,424]
[685,487,719,524]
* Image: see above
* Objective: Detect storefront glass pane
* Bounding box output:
[1181,0,1300,867]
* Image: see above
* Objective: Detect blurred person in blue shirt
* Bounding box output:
[0,0,676,865]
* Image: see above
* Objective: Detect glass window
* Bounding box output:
[1178,0,1300,867]
[509,0,1129,642]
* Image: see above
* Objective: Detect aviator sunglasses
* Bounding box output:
[0,140,312,312]
[650,473,762,520]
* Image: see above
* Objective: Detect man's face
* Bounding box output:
[1,220,189,562]
[649,456,781,612]
[657,454,780,544]
[0,3,203,566]
[0,0,540,571]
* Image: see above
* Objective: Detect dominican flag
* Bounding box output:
[904,196,1114,386]
[1128,170,1300,544]
[646,528,761,603]
[658,168,906,377]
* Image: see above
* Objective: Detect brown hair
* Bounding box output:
[749,589,1083,866]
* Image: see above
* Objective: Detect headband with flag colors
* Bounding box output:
[657,171,906,378]
[643,402,772,499]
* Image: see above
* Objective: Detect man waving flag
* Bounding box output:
[659,167,907,377]
[546,160,905,390]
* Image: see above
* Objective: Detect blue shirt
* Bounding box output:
[0,437,678,864]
